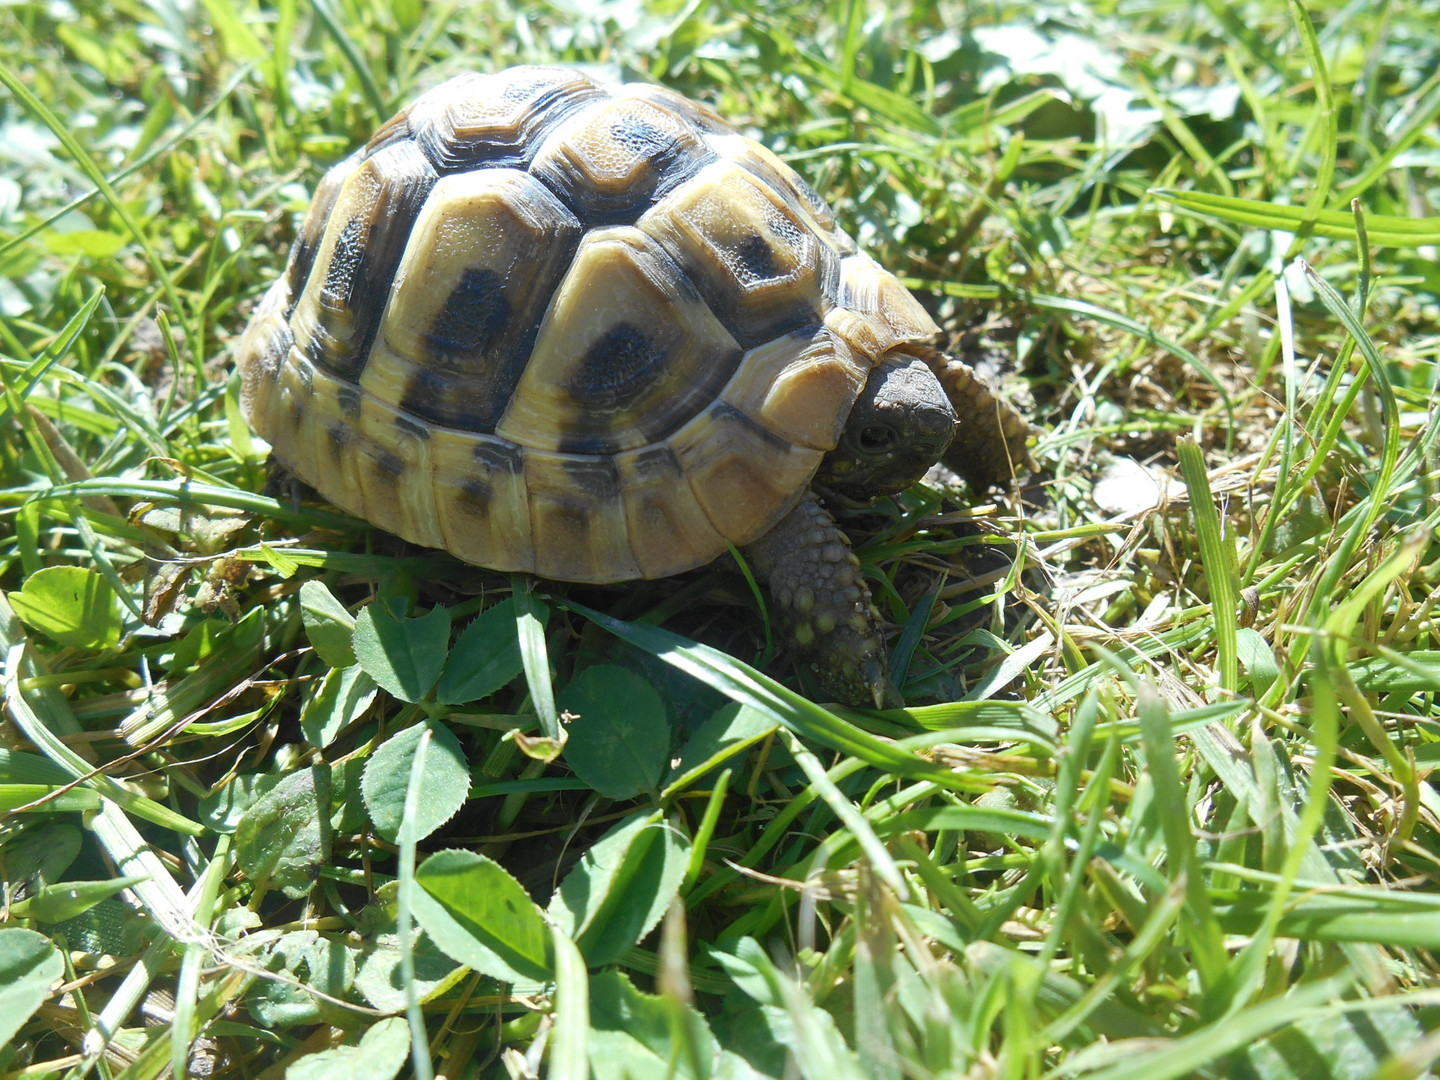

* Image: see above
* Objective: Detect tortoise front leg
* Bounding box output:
[742,489,898,708]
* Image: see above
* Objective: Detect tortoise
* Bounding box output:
[235,65,1029,707]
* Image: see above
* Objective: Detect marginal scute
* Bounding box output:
[524,450,641,582]
[430,430,534,571]
[531,96,713,224]
[614,445,726,578]
[836,251,939,343]
[347,388,445,549]
[497,226,742,454]
[640,159,834,348]
[822,254,939,364]
[720,326,868,451]
[373,168,582,430]
[236,276,294,429]
[288,140,437,378]
[667,403,823,544]
[265,356,368,520]
[408,67,604,173]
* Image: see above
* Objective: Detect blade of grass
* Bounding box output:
[0,66,254,265]
[1034,689,1105,971]
[1136,682,1227,992]
[1285,0,1338,233]
[1339,67,1440,199]
[5,284,107,402]
[1302,260,1400,527]
[307,0,389,123]
[1,611,204,837]
[513,575,558,741]
[680,768,732,891]
[1150,190,1440,247]
[169,835,232,1080]
[549,926,590,1080]
[1176,439,1239,693]
[1064,976,1355,1080]
[33,476,365,532]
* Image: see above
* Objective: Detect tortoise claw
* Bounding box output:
[867,660,904,711]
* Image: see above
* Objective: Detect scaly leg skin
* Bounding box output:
[900,344,1032,491]
[742,489,900,709]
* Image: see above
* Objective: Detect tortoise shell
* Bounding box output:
[236,65,942,583]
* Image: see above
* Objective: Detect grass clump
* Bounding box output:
[3,1,1440,1078]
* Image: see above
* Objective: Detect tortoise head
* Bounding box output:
[814,352,956,508]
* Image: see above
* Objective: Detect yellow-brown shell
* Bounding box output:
[236,66,940,583]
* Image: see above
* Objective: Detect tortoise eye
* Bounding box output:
[858,425,896,453]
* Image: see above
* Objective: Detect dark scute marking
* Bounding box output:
[399,358,528,434]
[316,143,437,378]
[557,325,742,455]
[284,171,348,318]
[336,384,362,418]
[395,414,432,441]
[321,217,368,308]
[649,145,714,200]
[295,362,314,393]
[286,234,318,302]
[713,401,790,451]
[472,439,525,474]
[668,247,822,350]
[784,319,826,342]
[611,113,671,158]
[401,218,581,433]
[567,323,668,408]
[503,71,568,103]
[425,267,511,360]
[666,205,831,350]
[373,448,406,477]
[560,457,621,499]
[734,232,779,284]
[459,477,494,510]
[549,505,592,549]
[419,126,527,173]
[770,212,806,251]
[327,421,352,449]
[400,368,446,423]
[301,331,328,370]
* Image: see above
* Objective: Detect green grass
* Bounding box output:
[3,1,1440,1078]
